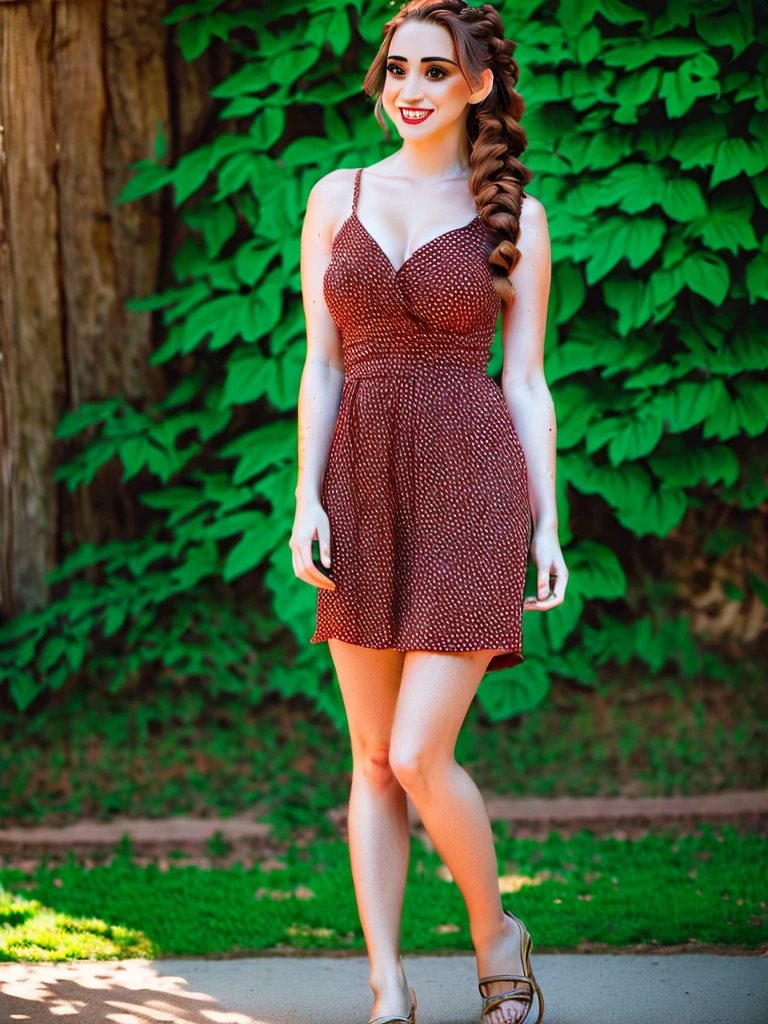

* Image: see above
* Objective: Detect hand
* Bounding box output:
[290,496,336,591]
[523,524,567,611]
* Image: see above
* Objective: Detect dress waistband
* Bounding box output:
[345,354,488,383]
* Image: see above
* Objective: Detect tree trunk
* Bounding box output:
[0,0,217,616]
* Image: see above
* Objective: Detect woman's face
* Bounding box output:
[381,19,481,140]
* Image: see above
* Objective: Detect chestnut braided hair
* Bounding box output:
[361,0,533,304]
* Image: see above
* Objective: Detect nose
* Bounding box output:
[398,70,426,104]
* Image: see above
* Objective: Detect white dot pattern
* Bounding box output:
[310,167,532,673]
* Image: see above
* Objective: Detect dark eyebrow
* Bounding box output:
[387,55,459,66]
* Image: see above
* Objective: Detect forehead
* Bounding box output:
[388,18,456,58]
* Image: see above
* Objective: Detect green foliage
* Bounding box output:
[1,0,766,722]
[0,826,765,958]
[3,661,764,827]
[0,883,156,961]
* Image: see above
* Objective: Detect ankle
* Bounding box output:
[471,911,511,951]
[370,959,408,994]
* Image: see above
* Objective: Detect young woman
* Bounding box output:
[291,2,566,1022]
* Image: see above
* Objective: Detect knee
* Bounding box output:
[353,745,398,789]
[389,745,433,793]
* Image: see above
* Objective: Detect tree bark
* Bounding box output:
[0,0,217,616]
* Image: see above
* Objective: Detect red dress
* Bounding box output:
[310,167,532,672]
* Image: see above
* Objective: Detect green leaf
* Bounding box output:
[649,444,740,488]
[696,9,753,60]
[173,146,215,205]
[206,511,265,539]
[118,161,173,203]
[177,16,214,61]
[745,254,768,302]
[223,517,284,581]
[653,379,724,433]
[477,659,551,721]
[614,485,687,537]
[215,152,258,199]
[543,590,583,651]
[659,57,720,119]
[707,378,768,439]
[221,348,276,406]
[55,401,123,440]
[669,118,727,168]
[234,241,280,287]
[661,178,707,221]
[250,106,286,149]
[183,201,238,259]
[581,217,666,282]
[568,540,627,599]
[693,193,759,255]
[212,61,274,98]
[219,419,295,481]
[181,294,244,354]
[712,136,768,186]
[607,407,665,465]
[682,251,729,305]
[120,437,151,479]
[39,636,68,673]
[602,278,654,333]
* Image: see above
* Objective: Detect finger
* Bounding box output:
[524,587,561,610]
[295,543,318,586]
[302,542,336,590]
[316,529,332,569]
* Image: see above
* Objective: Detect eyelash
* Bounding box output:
[386,63,448,81]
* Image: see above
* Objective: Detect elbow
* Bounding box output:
[501,366,546,393]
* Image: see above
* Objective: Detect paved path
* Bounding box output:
[1,953,767,1024]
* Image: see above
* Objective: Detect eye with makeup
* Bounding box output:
[386,62,449,81]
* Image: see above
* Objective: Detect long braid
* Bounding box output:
[363,0,534,304]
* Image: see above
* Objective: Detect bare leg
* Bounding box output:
[389,649,531,1024]
[328,638,414,1020]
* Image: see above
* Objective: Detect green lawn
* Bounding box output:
[1,824,765,961]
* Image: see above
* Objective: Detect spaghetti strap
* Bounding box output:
[352,167,362,215]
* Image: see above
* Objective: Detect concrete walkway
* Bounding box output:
[1,953,767,1024]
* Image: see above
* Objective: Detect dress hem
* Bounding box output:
[310,633,523,672]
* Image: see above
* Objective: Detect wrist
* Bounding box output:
[532,516,558,533]
[295,484,321,502]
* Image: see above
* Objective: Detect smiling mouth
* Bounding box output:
[399,108,434,123]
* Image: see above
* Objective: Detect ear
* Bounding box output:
[468,67,494,105]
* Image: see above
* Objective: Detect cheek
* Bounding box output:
[439,79,471,111]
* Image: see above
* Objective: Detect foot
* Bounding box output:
[368,970,414,1023]
[474,913,532,1024]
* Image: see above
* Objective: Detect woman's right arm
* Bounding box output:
[290,170,349,590]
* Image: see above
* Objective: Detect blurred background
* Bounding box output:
[0,0,766,967]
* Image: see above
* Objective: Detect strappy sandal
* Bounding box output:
[367,985,417,1024]
[478,910,544,1023]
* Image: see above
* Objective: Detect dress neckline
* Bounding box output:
[347,166,482,277]
[350,209,482,278]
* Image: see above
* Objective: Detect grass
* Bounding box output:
[1,824,765,961]
[1,661,765,830]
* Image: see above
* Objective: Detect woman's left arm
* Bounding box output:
[499,194,568,609]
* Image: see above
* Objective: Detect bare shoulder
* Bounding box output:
[304,169,359,249]
[308,167,359,214]
[519,192,549,235]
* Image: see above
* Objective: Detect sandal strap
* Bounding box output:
[482,990,532,1016]
[367,992,416,1024]
[479,973,532,994]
